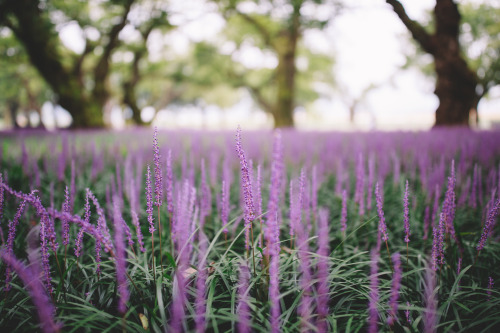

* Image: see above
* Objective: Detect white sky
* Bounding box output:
[53,0,500,130]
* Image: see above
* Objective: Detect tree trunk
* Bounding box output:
[433,0,477,127]
[58,93,104,128]
[8,100,20,129]
[123,82,145,125]
[387,0,478,127]
[273,51,296,128]
[272,21,299,128]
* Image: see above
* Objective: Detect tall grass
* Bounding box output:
[0,128,499,332]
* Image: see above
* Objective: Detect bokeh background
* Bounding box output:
[0,0,499,131]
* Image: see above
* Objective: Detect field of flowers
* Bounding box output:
[0,127,499,333]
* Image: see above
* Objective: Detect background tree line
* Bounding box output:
[0,0,499,129]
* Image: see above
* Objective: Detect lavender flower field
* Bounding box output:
[0,128,499,332]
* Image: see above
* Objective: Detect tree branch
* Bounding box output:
[94,0,135,89]
[386,0,435,54]
[236,11,273,47]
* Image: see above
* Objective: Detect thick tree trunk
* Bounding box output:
[123,82,145,125]
[387,0,478,127]
[58,94,104,128]
[274,50,296,128]
[8,100,20,129]
[433,56,477,126]
[433,0,477,127]
[272,12,299,129]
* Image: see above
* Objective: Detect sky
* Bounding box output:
[49,0,500,130]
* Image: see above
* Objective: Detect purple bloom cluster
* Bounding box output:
[405,301,411,324]
[269,252,280,333]
[317,208,330,333]
[387,252,402,326]
[266,130,283,256]
[61,186,71,246]
[368,249,379,333]
[235,126,255,248]
[0,250,62,333]
[341,189,348,234]
[112,198,129,314]
[195,233,208,333]
[153,127,163,208]
[237,264,252,333]
[375,182,388,243]
[487,277,494,300]
[477,197,500,252]
[146,165,155,234]
[5,198,29,290]
[166,149,174,215]
[131,210,145,252]
[0,173,4,224]
[423,265,438,333]
[403,180,410,243]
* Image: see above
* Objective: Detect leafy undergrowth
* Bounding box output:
[0,128,499,332]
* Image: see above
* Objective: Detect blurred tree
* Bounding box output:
[0,0,171,128]
[458,2,500,124]
[0,28,51,128]
[214,0,340,128]
[113,5,173,125]
[386,0,478,127]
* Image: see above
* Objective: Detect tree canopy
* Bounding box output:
[0,0,498,129]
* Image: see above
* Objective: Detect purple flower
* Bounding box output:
[442,161,457,241]
[235,126,255,249]
[289,180,297,238]
[200,159,211,227]
[311,166,318,217]
[487,277,494,300]
[367,155,375,211]
[269,252,280,333]
[5,198,29,291]
[0,251,62,333]
[166,149,174,215]
[131,210,145,252]
[403,180,410,243]
[423,205,430,240]
[237,264,252,333]
[437,213,446,266]
[405,301,411,324]
[146,165,155,234]
[70,159,76,213]
[266,130,283,256]
[61,186,70,246]
[423,264,438,333]
[354,153,365,216]
[0,173,4,224]
[113,197,129,314]
[195,233,208,333]
[254,164,263,221]
[74,228,85,258]
[341,189,347,234]
[387,252,402,326]
[153,127,163,207]
[368,249,380,333]
[221,180,229,234]
[295,178,313,330]
[170,270,187,333]
[477,198,500,252]
[431,225,439,271]
[375,183,388,244]
[470,164,478,208]
[317,208,330,333]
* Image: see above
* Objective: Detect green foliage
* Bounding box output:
[0,130,499,332]
[460,2,500,97]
